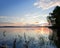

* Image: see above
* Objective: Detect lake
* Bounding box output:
[0,27,57,48]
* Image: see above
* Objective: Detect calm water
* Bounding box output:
[0,27,57,48]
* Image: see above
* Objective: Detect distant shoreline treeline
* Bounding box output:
[0,26,53,28]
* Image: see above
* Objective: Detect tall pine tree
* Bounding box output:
[47,6,60,48]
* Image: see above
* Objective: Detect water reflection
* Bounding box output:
[0,27,57,48]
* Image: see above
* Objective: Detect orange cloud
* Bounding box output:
[0,22,25,26]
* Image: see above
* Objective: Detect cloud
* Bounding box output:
[34,0,60,9]
[0,16,20,18]
[24,13,48,24]
[0,16,23,23]
[25,13,48,19]
[25,13,39,18]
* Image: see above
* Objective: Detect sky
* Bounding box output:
[0,0,60,26]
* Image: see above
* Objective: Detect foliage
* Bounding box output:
[47,6,60,48]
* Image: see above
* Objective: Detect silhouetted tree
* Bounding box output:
[47,6,60,48]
